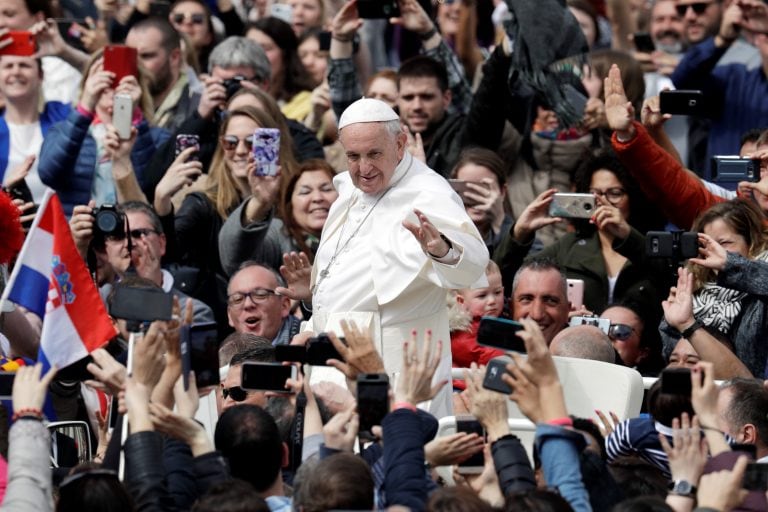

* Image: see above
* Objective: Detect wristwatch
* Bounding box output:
[669,479,697,497]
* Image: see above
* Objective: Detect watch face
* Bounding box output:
[674,480,693,494]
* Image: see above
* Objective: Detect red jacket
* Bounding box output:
[451,318,505,390]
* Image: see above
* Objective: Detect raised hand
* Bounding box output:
[591,195,630,239]
[154,147,203,216]
[277,251,313,300]
[402,208,452,258]
[327,320,385,381]
[604,64,636,139]
[394,329,446,406]
[513,188,562,242]
[641,95,671,131]
[662,267,696,332]
[689,233,728,271]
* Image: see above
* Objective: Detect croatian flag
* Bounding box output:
[0,189,116,369]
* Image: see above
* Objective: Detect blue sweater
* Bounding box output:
[0,101,70,182]
[38,108,170,216]
[672,37,768,180]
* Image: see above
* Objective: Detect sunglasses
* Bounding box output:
[105,228,159,242]
[172,12,206,24]
[222,386,248,401]
[220,134,254,152]
[675,2,712,16]
[608,323,636,341]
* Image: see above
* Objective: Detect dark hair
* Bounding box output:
[247,17,316,100]
[192,479,270,512]
[588,49,646,114]
[106,275,162,312]
[721,378,768,447]
[279,158,336,260]
[611,496,674,512]
[573,148,665,235]
[25,0,54,18]
[57,468,133,512]
[450,147,507,188]
[567,0,600,46]
[119,201,164,234]
[397,55,449,92]
[504,489,573,512]
[427,486,495,512]
[264,395,294,444]
[512,257,568,299]
[646,379,694,427]
[602,299,664,376]
[608,456,668,499]
[214,405,283,491]
[741,128,764,148]
[294,453,374,512]
[572,416,607,459]
[229,344,276,366]
[219,332,273,366]
[131,17,181,52]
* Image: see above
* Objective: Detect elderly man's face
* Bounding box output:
[651,0,685,52]
[339,122,406,195]
[227,266,291,339]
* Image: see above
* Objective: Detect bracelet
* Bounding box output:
[680,320,703,339]
[331,34,353,43]
[419,26,438,40]
[12,407,43,422]
[76,102,95,119]
[393,401,417,412]
[301,300,313,312]
[546,417,574,427]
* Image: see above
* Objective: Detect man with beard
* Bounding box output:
[126,18,194,132]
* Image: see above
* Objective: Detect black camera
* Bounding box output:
[92,204,125,239]
[646,231,699,259]
[223,75,245,100]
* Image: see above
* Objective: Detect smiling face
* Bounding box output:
[512,268,569,345]
[222,114,260,181]
[227,266,291,338]
[291,169,338,235]
[0,55,40,101]
[437,0,462,37]
[169,0,211,50]
[677,0,721,44]
[397,77,450,134]
[651,0,685,52]
[339,122,406,196]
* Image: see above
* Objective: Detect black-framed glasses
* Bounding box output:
[220,134,254,152]
[172,12,205,24]
[227,288,278,308]
[589,187,627,204]
[105,228,159,242]
[675,2,712,16]
[608,323,636,341]
[222,386,248,401]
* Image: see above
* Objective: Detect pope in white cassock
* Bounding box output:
[284,98,489,416]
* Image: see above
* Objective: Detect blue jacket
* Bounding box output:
[672,37,768,179]
[535,424,592,512]
[38,108,170,216]
[0,101,70,182]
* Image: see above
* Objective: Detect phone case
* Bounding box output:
[482,357,513,395]
[567,279,584,310]
[103,45,138,85]
[252,128,281,176]
[356,0,400,18]
[0,31,35,56]
[175,134,200,160]
[112,94,133,140]
[549,193,596,219]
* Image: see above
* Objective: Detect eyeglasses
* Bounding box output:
[220,134,254,152]
[227,288,278,308]
[589,187,627,204]
[105,228,159,242]
[675,2,712,16]
[172,12,206,25]
[608,323,636,341]
[222,386,248,401]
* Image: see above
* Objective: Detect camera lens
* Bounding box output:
[96,210,118,233]
[583,202,592,211]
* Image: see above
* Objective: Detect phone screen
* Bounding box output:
[0,372,14,398]
[660,367,695,396]
[476,317,526,352]
[252,128,281,177]
[456,417,486,471]
[357,374,389,435]
[240,362,294,393]
[110,286,174,322]
[181,322,220,390]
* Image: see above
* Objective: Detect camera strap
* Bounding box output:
[290,390,307,472]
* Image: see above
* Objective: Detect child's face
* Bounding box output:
[459,271,505,318]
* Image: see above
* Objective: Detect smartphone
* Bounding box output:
[109,285,174,322]
[563,83,587,120]
[659,90,705,116]
[252,128,281,177]
[356,0,400,18]
[270,3,293,23]
[112,94,132,140]
[181,322,220,390]
[0,372,14,398]
[107,395,119,433]
[240,362,296,393]
[660,367,699,395]
[569,315,610,334]
[476,317,526,352]
[318,30,331,52]
[275,344,307,363]
[456,416,486,474]
[633,32,656,53]
[0,31,35,57]
[305,333,344,366]
[567,279,584,310]
[448,179,486,207]
[743,463,768,491]
[175,134,200,161]
[549,193,596,219]
[482,357,513,394]
[103,45,138,85]
[357,373,389,437]
[645,231,699,259]
[54,19,86,52]
[710,156,760,183]
[149,0,171,18]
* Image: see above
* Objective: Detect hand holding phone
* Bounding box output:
[112,93,132,140]
[103,45,138,85]
[548,193,596,219]
[0,31,35,56]
[659,90,705,116]
[357,373,389,437]
[252,128,280,177]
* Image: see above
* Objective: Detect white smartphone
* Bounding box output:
[567,279,584,310]
[112,93,133,140]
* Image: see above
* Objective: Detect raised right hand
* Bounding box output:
[197,75,227,120]
[154,147,203,215]
[80,58,114,112]
[331,0,363,40]
[513,188,562,242]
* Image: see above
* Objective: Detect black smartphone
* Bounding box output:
[482,357,513,395]
[710,156,760,183]
[743,462,768,491]
[175,134,200,162]
[240,362,296,393]
[109,285,174,323]
[456,416,486,474]
[305,333,344,366]
[275,344,307,363]
[357,373,389,437]
[181,322,220,390]
[633,32,656,53]
[107,395,120,432]
[356,0,400,18]
[0,372,14,398]
[476,317,526,352]
[645,231,699,259]
[660,367,698,395]
[659,90,705,116]
[318,30,331,51]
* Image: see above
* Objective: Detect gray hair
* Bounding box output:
[208,36,271,83]
[550,325,616,363]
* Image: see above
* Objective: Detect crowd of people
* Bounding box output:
[0,0,768,509]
